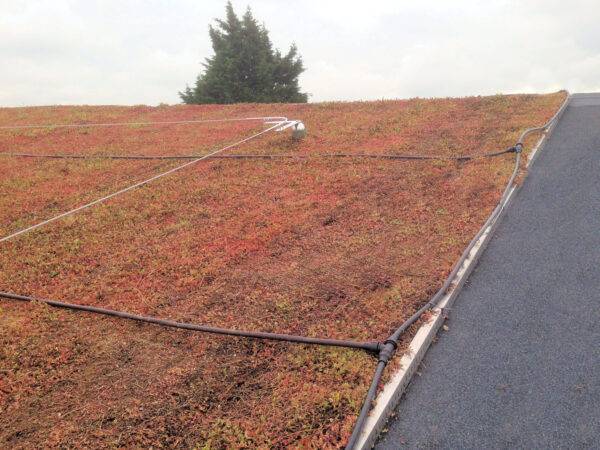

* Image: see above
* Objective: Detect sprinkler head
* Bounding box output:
[292,121,306,140]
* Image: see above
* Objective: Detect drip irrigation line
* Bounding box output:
[389,154,522,344]
[0,292,380,352]
[0,122,284,244]
[0,116,289,130]
[516,92,570,145]
[0,147,516,161]
[346,149,524,449]
[0,95,571,448]
[347,361,387,449]
[344,93,571,449]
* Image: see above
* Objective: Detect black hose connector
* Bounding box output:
[378,339,398,364]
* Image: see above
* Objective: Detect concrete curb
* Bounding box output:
[355,94,572,450]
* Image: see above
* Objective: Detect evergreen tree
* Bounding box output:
[180,2,308,104]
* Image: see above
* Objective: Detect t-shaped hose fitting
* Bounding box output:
[378,340,398,364]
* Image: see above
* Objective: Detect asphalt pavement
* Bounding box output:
[376,93,600,449]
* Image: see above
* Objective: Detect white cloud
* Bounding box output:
[1,0,599,106]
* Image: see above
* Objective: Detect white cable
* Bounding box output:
[0,121,285,244]
[0,116,288,130]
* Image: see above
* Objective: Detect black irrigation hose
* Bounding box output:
[0,147,515,162]
[0,291,381,353]
[0,145,517,356]
[344,152,523,450]
[0,141,527,450]
[344,93,572,449]
[0,94,571,449]
[0,152,195,160]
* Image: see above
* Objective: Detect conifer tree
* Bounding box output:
[180,2,307,104]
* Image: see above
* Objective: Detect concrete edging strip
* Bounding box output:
[355,94,572,449]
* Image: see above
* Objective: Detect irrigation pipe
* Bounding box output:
[0,147,515,161]
[0,147,516,353]
[343,151,523,449]
[0,292,379,352]
[0,121,287,244]
[0,95,571,448]
[344,92,572,450]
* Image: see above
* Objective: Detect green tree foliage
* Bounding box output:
[180,2,308,104]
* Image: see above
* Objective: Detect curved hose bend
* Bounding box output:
[344,92,571,450]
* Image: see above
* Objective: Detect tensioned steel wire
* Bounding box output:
[0,95,571,449]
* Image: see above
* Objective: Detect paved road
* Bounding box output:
[376,93,600,449]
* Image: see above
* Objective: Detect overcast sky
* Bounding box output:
[1,0,599,106]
